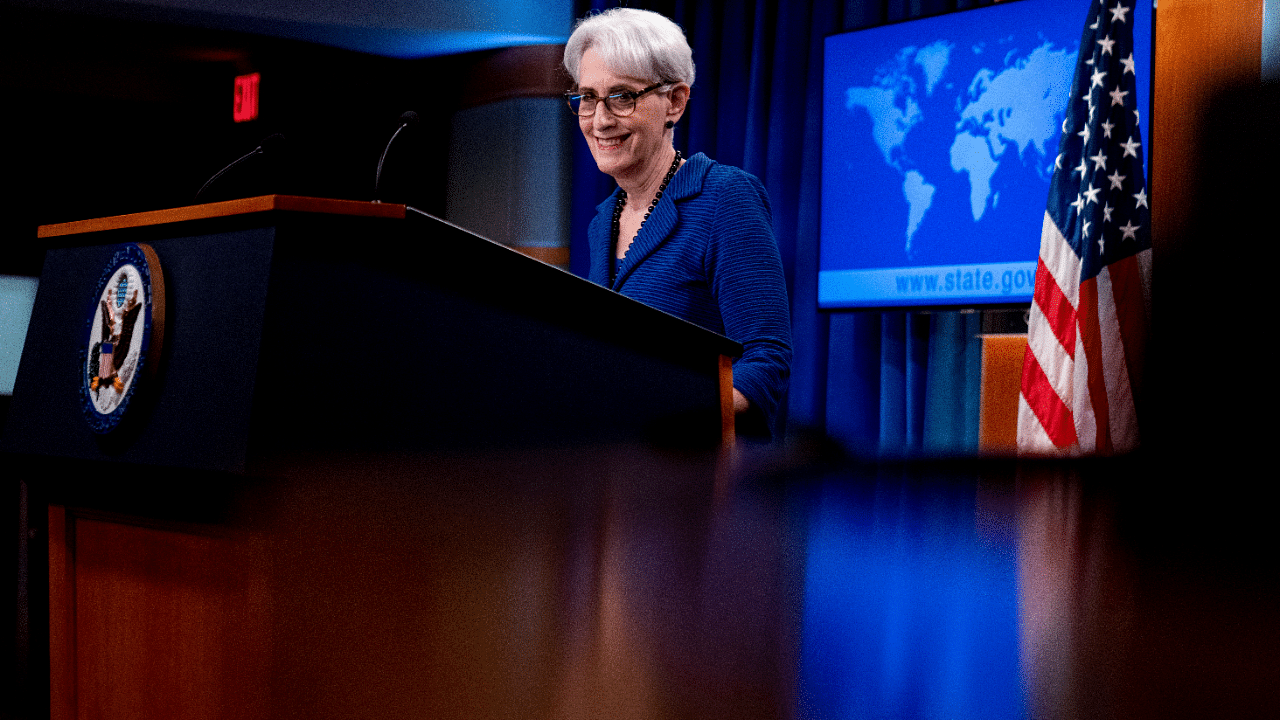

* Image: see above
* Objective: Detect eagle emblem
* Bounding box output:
[81,244,164,433]
[90,275,142,397]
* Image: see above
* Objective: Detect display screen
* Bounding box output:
[0,276,38,395]
[819,0,1151,309]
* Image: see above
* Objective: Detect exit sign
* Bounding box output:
[234,73,260,123]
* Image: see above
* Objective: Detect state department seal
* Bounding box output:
[81,243,166,434]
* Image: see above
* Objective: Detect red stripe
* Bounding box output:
[1076,277,1111,453]
[1105,254,1146,418]
[1034,257,1076,358]
[1020,343,1078,448]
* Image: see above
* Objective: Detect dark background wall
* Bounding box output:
[1,4,574,716]
[0,5,469,273]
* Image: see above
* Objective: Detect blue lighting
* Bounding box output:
[288,27,570,59]
[18,0,572,58]
[800,477,1025,719]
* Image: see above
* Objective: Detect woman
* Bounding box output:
[564,8,792,439]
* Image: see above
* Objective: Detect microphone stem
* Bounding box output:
[196,147,263,203]
[374,123,409,200]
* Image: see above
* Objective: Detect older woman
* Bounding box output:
[563,8,793,439]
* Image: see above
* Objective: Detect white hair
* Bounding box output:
[564,8,695,88]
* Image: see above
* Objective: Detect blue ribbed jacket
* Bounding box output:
[587,152,792,438]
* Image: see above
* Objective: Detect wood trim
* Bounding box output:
[511,245,570,266]
[978,334,1028,456]
[37,195,407,239]
[1151,0,1263,257]
[139,242,167,388]
[719,354,735,446]
[458,44,570,110]
[48,505,75,720]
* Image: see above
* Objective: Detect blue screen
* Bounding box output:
[820,0,1151,308]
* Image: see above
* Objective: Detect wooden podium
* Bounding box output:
[8,195,739,468]
[3,197,756,720]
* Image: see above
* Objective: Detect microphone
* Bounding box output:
[196,133,287,203]
[374,111,419,202]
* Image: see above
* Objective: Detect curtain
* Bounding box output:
[569,0,993,455]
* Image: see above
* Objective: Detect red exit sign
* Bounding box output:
[234,73,260,123]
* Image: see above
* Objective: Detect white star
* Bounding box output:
[1072,194,1086,213]
[1107,169,1126,189]
[1121,136,1141,157]
[1079,123,1092,145]
[1120,221,1139,241]
[1075,157,1089,176]
[1098,36,1116,56]
[1103,203,1114,222]
[1110,4,1131,23]
[1109,86,1129,106]
[1133,189,1148,209]
[1084,183,1101,205]
[1083,219,1092,237]
[1091,149,1109,171]
[1062,117,1071,133]
[1098,237,1106,254]
[1101,118,1116,138]
[1091,68,1107,89]
[1121,53,1136,75]
[1055,153,1064,169]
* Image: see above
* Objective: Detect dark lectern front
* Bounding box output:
[7,195,737,470]
[3,197,771,720]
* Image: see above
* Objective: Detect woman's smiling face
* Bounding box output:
[576,48,684,185]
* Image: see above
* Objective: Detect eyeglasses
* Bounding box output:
[565,82,670,117]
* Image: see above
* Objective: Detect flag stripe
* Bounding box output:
[1033,255,1077,358]
[1075,276,1111,453]
[1020,343,1079,448]
[1016,394,1057,452]
[1039,211,1082,303]
[1070,329,1097,452]
[1107,250,1149,420]
[1025,295,1074,413]
[1095,265,1139,451]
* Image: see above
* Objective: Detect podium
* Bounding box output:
[3,197,757,720]
[6,195,738,469]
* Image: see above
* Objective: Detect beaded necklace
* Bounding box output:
[612,149,683,263]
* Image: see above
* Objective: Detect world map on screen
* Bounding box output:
[821,8,1086,273]
[820,0,1150,308]
[846,40,1074,255]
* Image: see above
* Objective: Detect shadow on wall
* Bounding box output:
[1145,79,1278,460]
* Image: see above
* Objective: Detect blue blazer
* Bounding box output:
[588,153,792,438]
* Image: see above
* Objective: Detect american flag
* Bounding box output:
[1017,0,1151,455]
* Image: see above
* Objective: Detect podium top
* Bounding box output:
[37,195,406,239]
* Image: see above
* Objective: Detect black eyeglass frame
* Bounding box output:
[564,82,671,117]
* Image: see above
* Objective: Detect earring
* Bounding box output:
[665,120,675,129]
